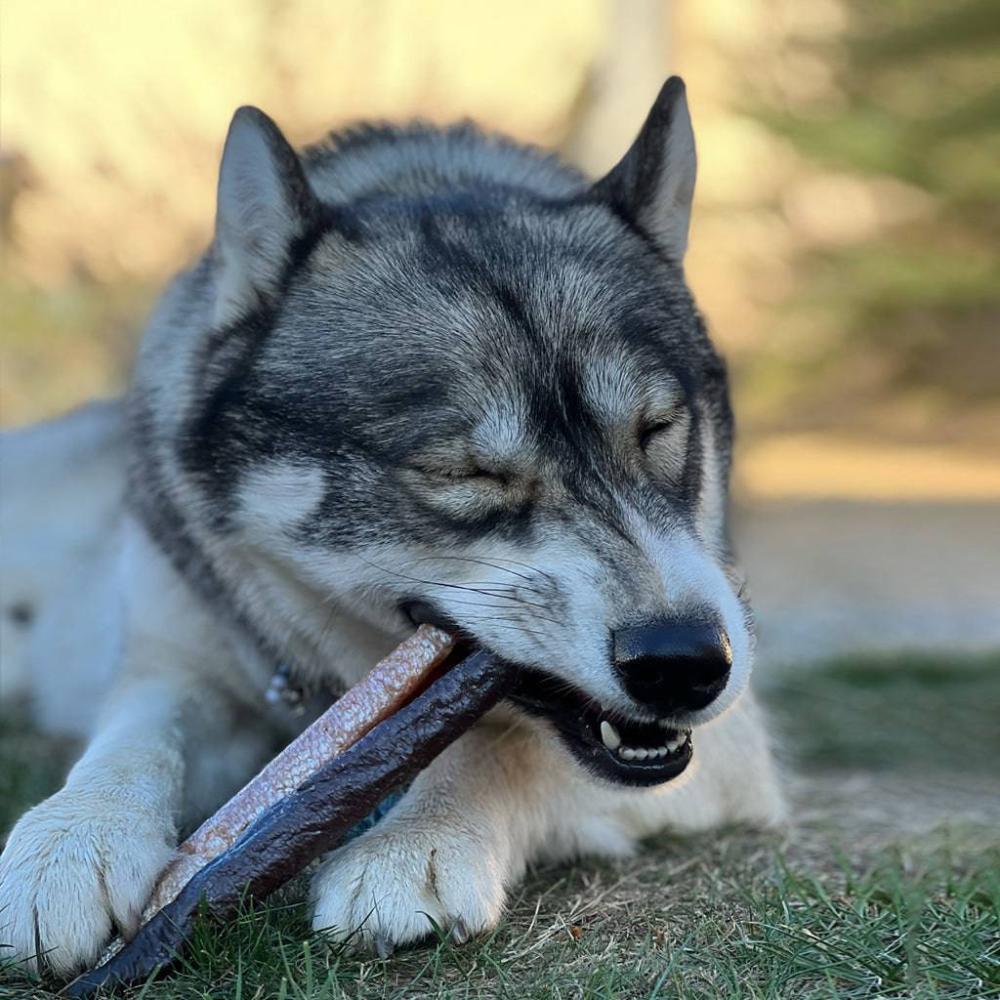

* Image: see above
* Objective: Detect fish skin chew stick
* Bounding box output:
[66,649,513,999]
[145,625,454,914]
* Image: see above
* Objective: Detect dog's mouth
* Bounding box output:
[506,668,692,787]
[401,600,693,788]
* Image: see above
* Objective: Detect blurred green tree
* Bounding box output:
[753,0,1000,438]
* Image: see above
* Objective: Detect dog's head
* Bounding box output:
[179,78,751,787]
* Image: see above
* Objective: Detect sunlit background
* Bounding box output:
[4,1,999,436]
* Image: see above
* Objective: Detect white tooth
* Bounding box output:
[655,746,668,757]
[600,720,621,751]
[666,739,681,752]
[619,747,636,760]
[633,748,648,760]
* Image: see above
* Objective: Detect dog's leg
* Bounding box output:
[0,522,238,978]
[310,693,783,953]
[0,674,190,976]
[309,712,641,953]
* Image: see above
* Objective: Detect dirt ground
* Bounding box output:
[734,498,1000,669]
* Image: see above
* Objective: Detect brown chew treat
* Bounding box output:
[66,648,513,998]
[145,624,454,914]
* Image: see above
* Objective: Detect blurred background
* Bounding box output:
[2,0,998,666]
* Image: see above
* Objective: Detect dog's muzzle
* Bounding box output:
[400,598,707,788]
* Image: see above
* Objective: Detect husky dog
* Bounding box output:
[0,77,783,977]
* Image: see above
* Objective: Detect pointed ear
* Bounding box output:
[213,106,318,324]
[592,76,697,261]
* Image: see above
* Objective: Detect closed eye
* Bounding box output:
[442,467,501,482]
[638,416,677,451]
[414,462,506,484]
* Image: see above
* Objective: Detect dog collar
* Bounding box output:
[265,662,347,718]
[265,664,307,714]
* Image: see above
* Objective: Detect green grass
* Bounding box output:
[0,709,76,836]
[2,654,999,999]
[763,651,1000,774]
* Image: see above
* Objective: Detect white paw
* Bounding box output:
[0,791,174,977]
[310,820,508,955]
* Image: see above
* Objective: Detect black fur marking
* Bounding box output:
[6,601,33,627]
[179,202,358,517]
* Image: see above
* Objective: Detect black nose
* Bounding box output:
[612,616,732,716]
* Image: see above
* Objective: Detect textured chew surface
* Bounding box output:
[66,649,513,999]
[145,625,454,913]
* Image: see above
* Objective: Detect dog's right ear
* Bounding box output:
[213,106,319,326]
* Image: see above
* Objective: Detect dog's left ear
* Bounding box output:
[592,76,697,261]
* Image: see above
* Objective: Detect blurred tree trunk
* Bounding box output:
[563,0,671,177]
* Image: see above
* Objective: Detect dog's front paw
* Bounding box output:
[0,791,174,977]
[310,820,508,955]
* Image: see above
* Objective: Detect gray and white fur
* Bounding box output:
[0,77,783,976]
